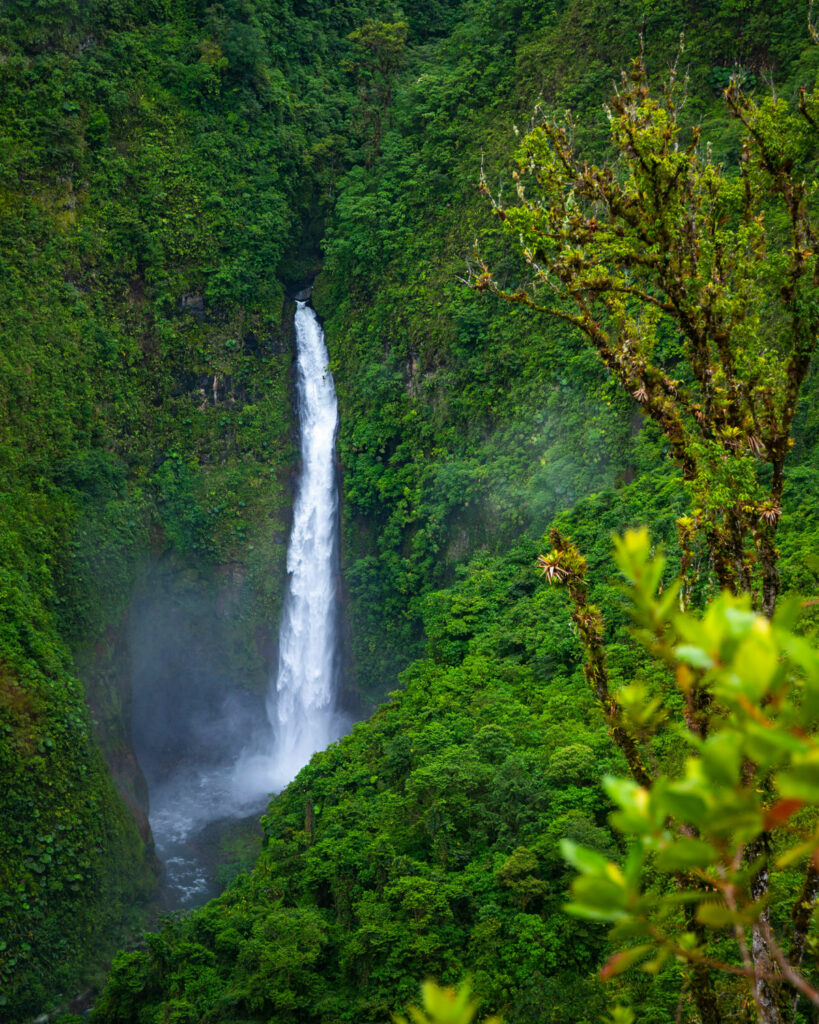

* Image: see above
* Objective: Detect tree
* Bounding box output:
[474,49,819,1024]
[346,20,409,164]
[558,530,819,1024]
[474,55,819,620]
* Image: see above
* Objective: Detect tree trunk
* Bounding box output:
[748,835,784,1024]
[757,531,781,620]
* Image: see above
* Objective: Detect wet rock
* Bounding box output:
[69,988,96,1014]
[180,291,204,311]
[179,292,207,321]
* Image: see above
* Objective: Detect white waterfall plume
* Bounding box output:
[234,299,343,798]
[267,301,341,781]
[138,300,344,906]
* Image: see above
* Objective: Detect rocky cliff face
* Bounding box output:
[77,622,153,846]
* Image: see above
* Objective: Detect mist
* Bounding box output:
[128,303,350,908]
[129,565,274,906]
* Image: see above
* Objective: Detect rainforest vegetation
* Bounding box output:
[2,0,819,1022]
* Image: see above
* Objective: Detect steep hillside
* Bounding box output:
[318,0,819,699]
[0,0,396,1014]
[88,1,819,1023]
[3,0,819,1019]
[91,470,695,1024]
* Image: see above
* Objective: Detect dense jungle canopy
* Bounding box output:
[2,0,819,1022]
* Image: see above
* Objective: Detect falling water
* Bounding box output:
[234,298,344,799]
[140,300,343,907]
[265,300,341,786]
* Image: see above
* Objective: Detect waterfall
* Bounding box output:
[232,299,344,805]
[136,301,343,908]
[265,300,341,787]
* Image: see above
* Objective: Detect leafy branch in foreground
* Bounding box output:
[555,529,819,1022]
[476,55,819,619]
[393,980,501,1024]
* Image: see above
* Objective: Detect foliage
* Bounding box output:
[319,0,819,701]
[92,2,819,1022]
[561,529,819,1020]
[394,980,501,1024]
[93,486,665,1023]
[476,55,819,618]
[476,43,819,1022]
[3,0,819,1019]
[0,0,397,1010]
[347,19,409,162]
[89,471,705,1024]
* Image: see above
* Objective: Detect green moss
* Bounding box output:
[4,0,819,1018]
[0,0,379,1012]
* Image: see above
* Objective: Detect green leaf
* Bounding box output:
[655,839,718,873]
[600,944,653,978]
[560,839,610,875]
[702,801,763,843]
[700,730,743,787]
[723,606,757,637]
[564,900,629,923]
[743,722,808,768]
[604,1006,636,1024]
[656,786,709,826]
[675,644,715,670]
[777,758,819,803]
[730,637,779,702]
[609,919,652,941]
[602,775,648,814]
[696,901,738,928]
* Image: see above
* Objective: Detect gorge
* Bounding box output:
[130,298,345,909]
[3,2,819,1023]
